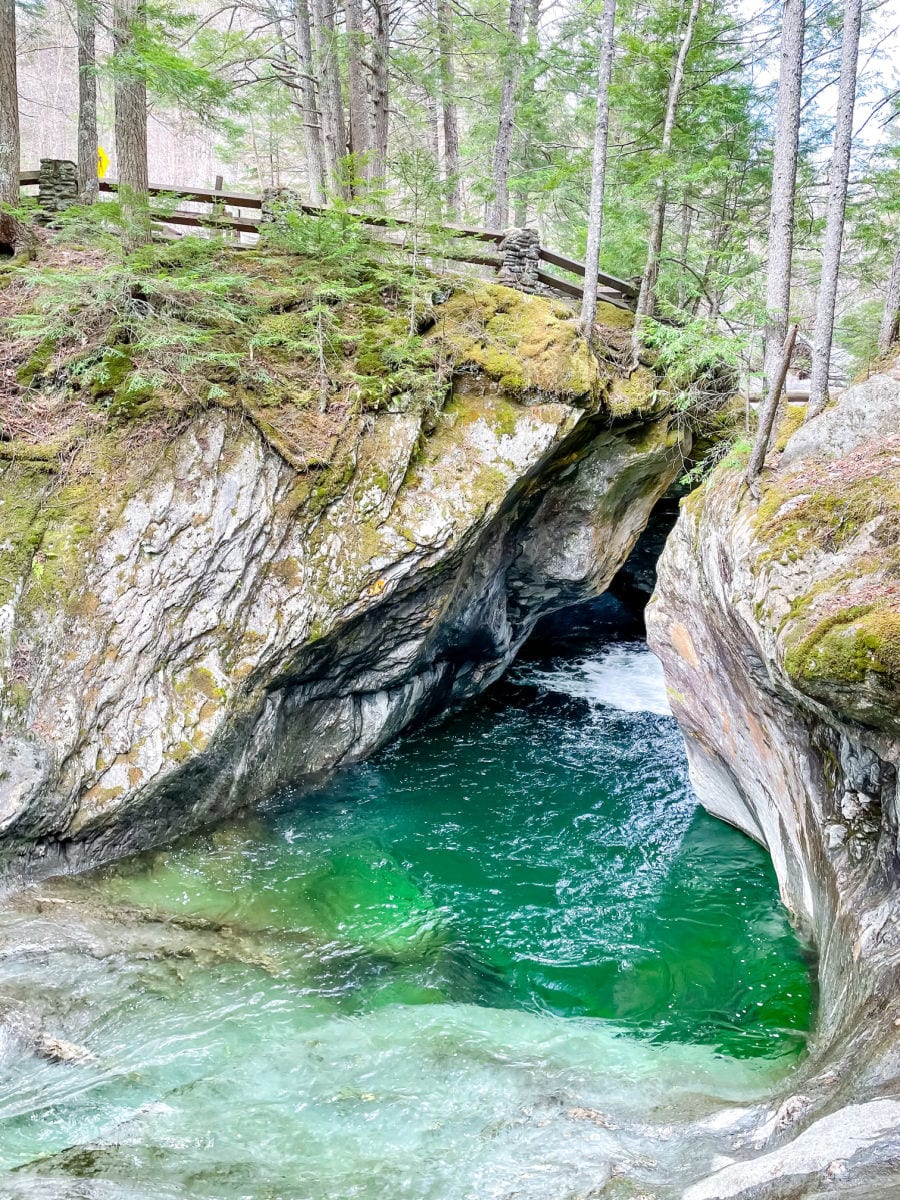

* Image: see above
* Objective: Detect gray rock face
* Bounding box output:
[781,358,900,466]
[648,364,900,1198]
[0,378,685,884]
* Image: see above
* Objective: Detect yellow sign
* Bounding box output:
[97,146,110,179]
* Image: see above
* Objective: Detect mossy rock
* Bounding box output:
[773,403,806,453]
[607,366,658,418]
[595,300,635,331]
[785,605,900,690]
[754,463,900,565]
[433,282,601,401]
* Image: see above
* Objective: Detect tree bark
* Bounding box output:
[631,0,703,352]
[0,0,20,212]
[580,0,617,336]
[310,0,348,197]
[293,0,326,204]
[113,0,150,249]
[487,0,526,231]
[426,87,442,213]
[371,0,390,182]
[806,0,861,419]
[76,0,99,204]
[877,244,900,356]
[745,323,798,493]
[763,0,805,387]
[345,0,372,183]
[0,0,35,257]
[436,0,461,216]
[510,0,540,232]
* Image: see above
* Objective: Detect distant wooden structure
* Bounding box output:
[19,164,637,312]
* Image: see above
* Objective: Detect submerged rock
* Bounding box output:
[0,283,687,882]
[648,359,900,1198]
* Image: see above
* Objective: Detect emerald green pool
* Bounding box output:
[0,616,813,1198]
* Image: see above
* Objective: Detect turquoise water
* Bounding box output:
[0,620,813,1198]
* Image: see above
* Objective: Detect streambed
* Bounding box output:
[0,609,813,1198]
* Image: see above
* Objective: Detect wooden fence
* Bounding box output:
[18,168,637,311]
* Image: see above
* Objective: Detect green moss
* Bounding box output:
[87,347,157,420]
[170,741,194,764]
[784,605,875,684]
[773,403,805,453]
[607,367,657,417]
[5,681,32,712]
[433,282,600,401]
[0,463,51,606]
[0,426,165,623]
[0,441,62,464]
[482,397,521,438]
[16,336,56,387]
[754,469,900,566]
[595,300,635,330]
[175,665,226,705]
[88,346,133,398]
[863,610,900,679]
[784,604,900,689]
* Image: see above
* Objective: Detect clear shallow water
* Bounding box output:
[0,628,813,1198]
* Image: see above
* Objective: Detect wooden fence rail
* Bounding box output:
[19,168,637,310]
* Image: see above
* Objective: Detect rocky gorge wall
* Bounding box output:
[649,362,900,1199]
[0,281,688,886]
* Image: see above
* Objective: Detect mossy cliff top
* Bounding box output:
[1,230,662,474]
[680,361,900,734]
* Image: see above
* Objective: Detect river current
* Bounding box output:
[0,604,813,1198]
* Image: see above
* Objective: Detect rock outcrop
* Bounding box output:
[0,283,686,885]
[649,362,900,1198]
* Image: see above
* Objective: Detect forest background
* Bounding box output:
[7,0,900,379]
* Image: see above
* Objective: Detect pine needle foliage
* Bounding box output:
[3,208,449,433]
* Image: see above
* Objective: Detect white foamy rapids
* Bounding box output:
[517,643,673,716]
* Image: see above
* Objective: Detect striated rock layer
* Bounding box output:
[0,291,686,885]
[649,363,900,1198]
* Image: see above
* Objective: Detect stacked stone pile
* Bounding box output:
[261,186,309,228]
[38,159,79,212]
[497,228,543,293]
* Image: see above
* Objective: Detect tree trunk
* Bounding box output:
[371,0,390,182]
[677,193,693,307]
[426,88,442,216]
[631,0,703,352]
[0,0,20,213]
[806,0,861,419]
[113,0,150,249]
[509,0,540,232]
[310,0,348,197]
[293,0,326,204]
[763,0,805,387]
[579,0,617,336]
[345,0,372,183]
[76,0,99,204]
[436,0,461,216]
[0,0,34,257]
[745,323,798,493]
[878,244,900,356]
[487,0,526,231]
